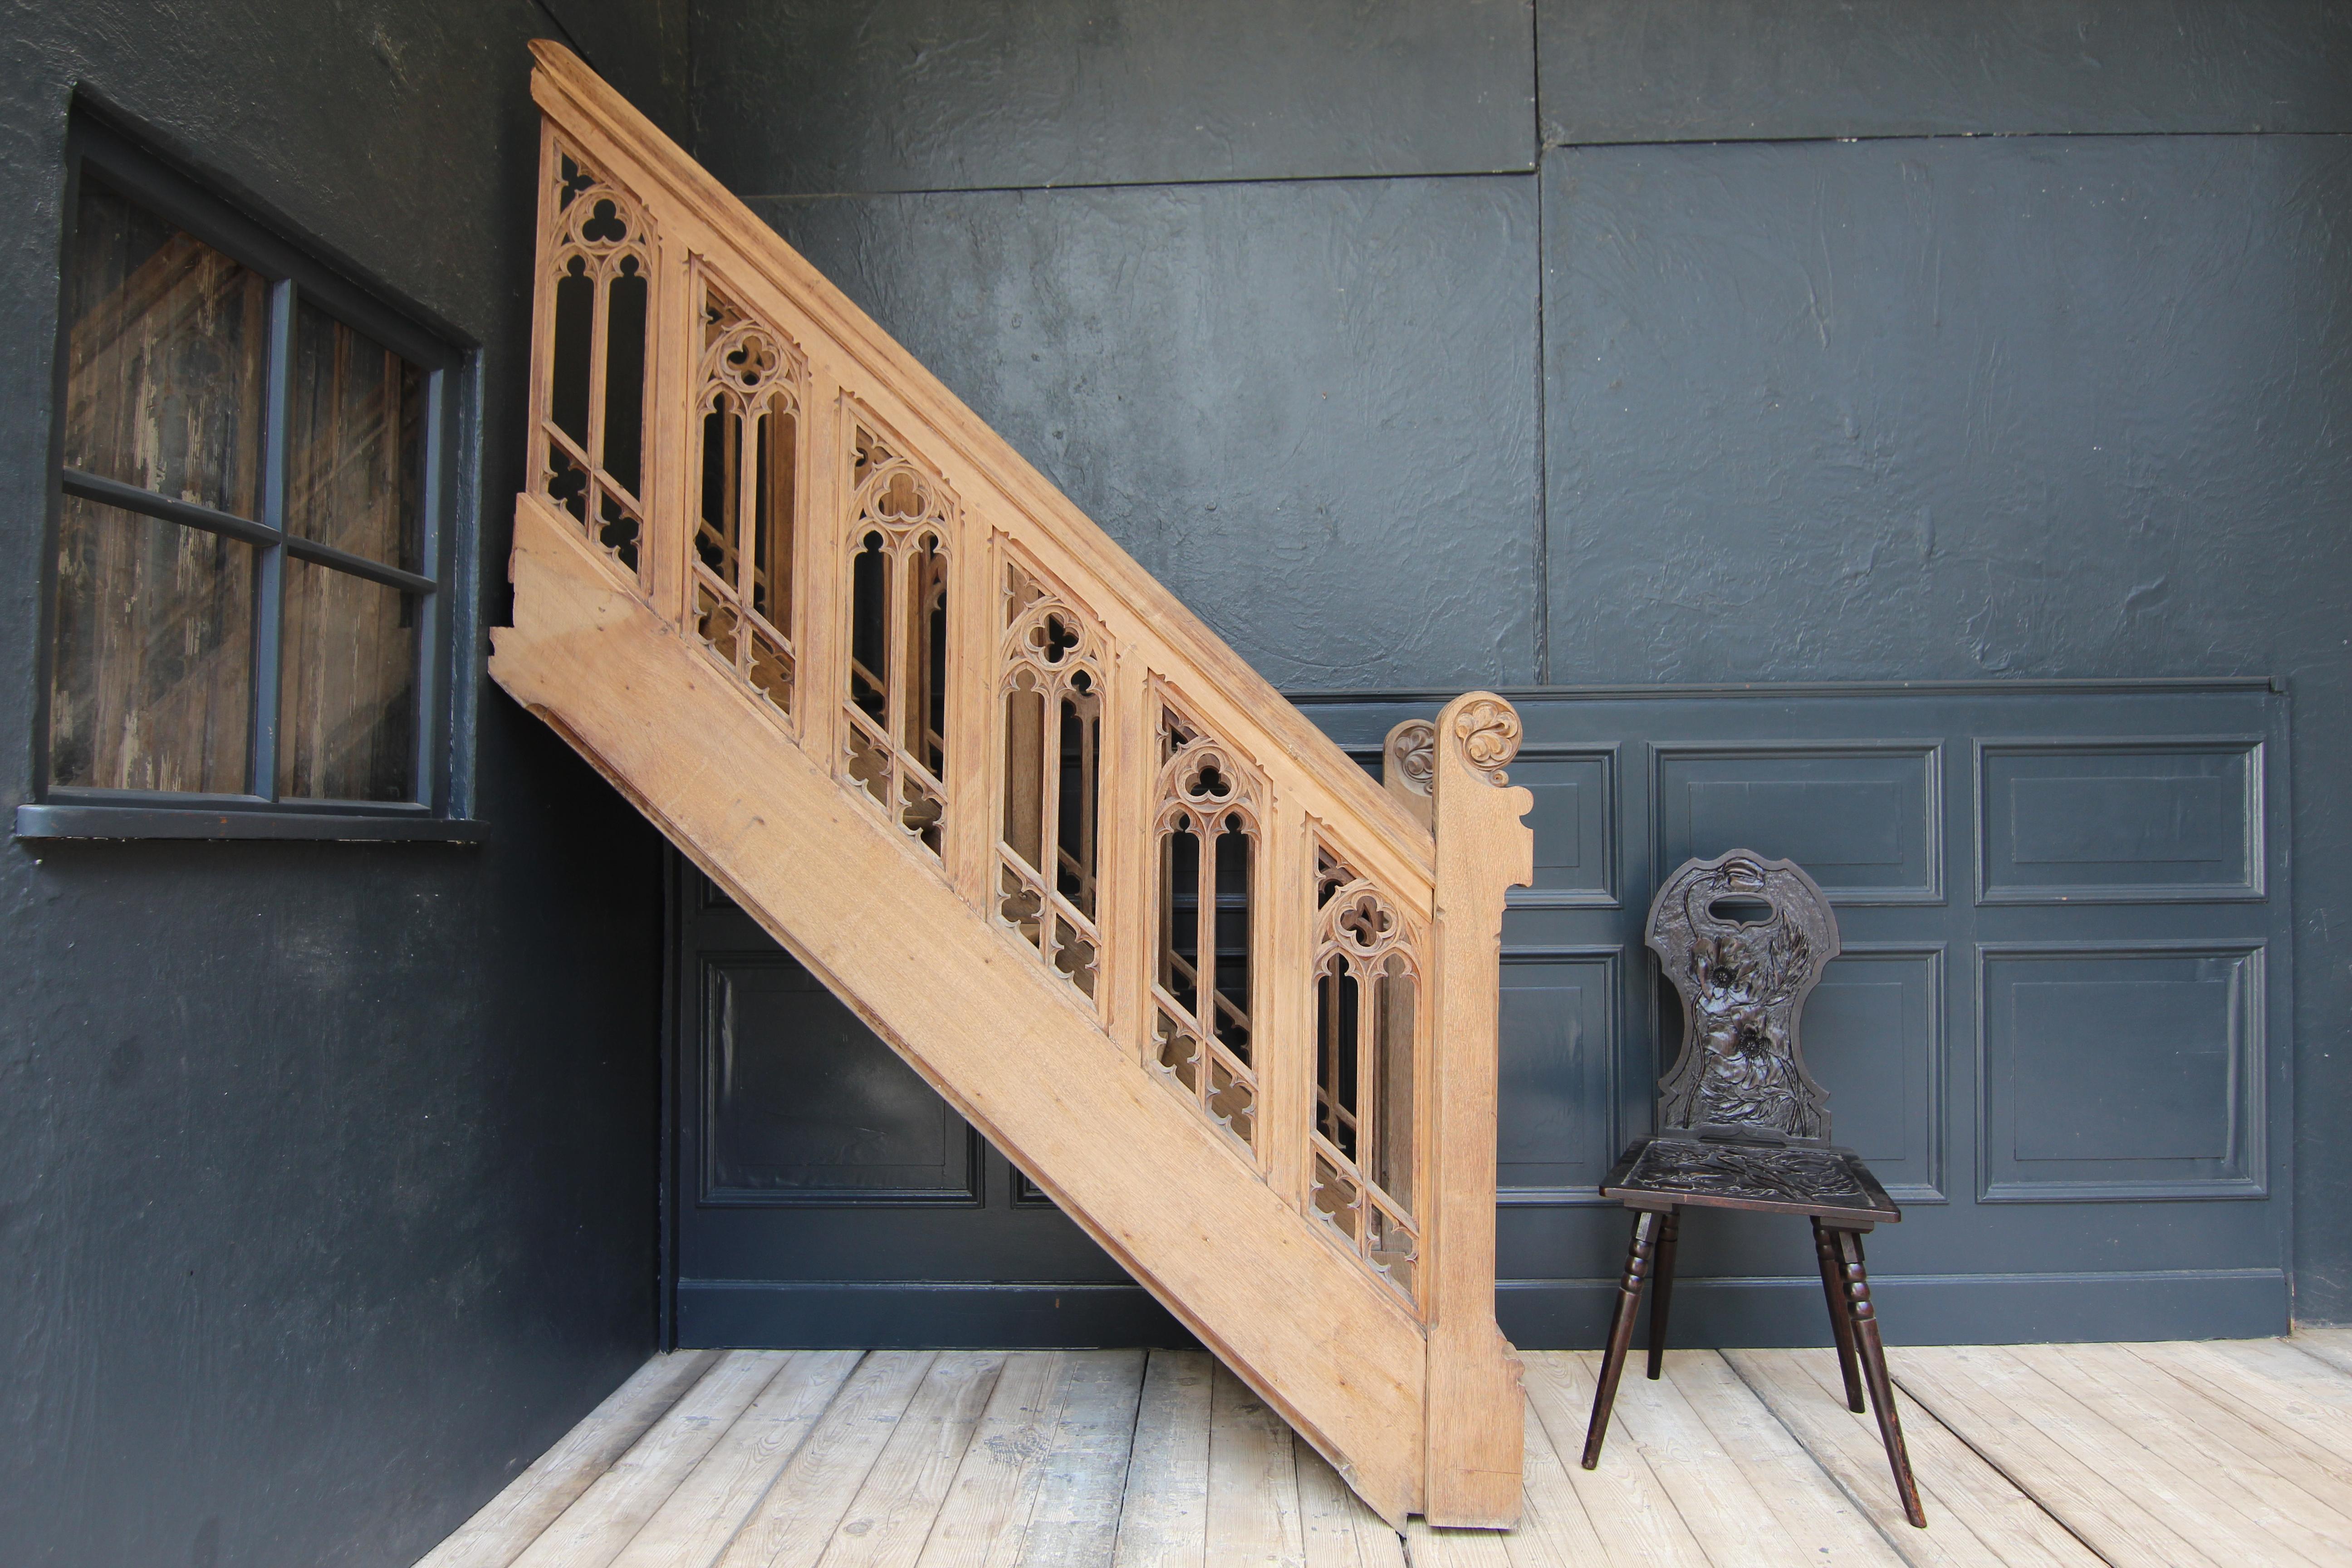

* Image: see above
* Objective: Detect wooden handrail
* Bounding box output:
[508,39,1530,1525]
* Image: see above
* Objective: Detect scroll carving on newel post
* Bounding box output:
[1422,692,1534,1528]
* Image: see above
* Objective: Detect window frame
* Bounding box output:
[18,114,481,842]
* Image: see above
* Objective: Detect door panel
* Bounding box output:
[1303,679,2290,1347]
[668,864,1191,1348]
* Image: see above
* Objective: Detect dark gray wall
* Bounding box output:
[690,1,2352,1321]
[0,4,681,1565]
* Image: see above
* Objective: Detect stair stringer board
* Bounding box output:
[490,495,1430,1524]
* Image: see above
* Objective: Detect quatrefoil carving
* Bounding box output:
[1335,892,1394,953]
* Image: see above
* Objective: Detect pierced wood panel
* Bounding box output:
[1308,841,1424,1304]
[841,416,955,855]
[995,555,1106,1002]
[688,272,804,720]
[504,43,1543,1526]
[1149,695,1264,1155]
[533,133,656,584]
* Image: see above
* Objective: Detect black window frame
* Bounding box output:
[17,113,482,842]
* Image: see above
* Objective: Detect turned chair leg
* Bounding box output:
[1646,1207,1681,1381]
[1812,1217,1866,1412]
[1583,1208,1661,1469]
[1831,1228,1927,1528]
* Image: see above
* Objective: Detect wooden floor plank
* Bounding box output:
[417,1351,726,1568]
[814,1352,1009,1568]
[1494,1397,1612,1568]
[1014,1350,1151,1568]
[1594,1350,1880,1568]
[1978,1345,2328,1568]
[2124,1342,2352,1488]
[909,1352,1072,1568]
[1401,1517,1510,1568]
[2162,1337,2352,1455]
[510,1352,794,1568]
[712,1351,940,1568]
[1519,1353,1711,1568]
[1206,1359,1306,1568]
[2288,1328,2352,1379]
[608,1352,869,1568]
[2026,1343,2352,1554]
[1896,1345,2226,1568]
[1726,1348,2100,1568]
[1661,1352,1902,1565]
[1112,1351,1215,1568]
[1295,1444,1404,1568]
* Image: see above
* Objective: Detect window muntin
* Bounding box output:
[39,119,460,823]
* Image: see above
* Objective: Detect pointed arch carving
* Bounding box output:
[689,270,805,720]
[1309,837,1426,1304]
[1148,688,1267,1154]
[994,548,1109,1003]
[534,137,657,583]
[841,411,957,855]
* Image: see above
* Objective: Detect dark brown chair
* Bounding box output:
[1581,848,1926,1528]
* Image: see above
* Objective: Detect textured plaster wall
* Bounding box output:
[0,3,681,1565]
[687,0,2352,1324]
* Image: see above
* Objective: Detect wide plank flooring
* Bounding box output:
[418,1336,2352,1567]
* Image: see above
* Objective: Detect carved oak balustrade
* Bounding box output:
[500,43,1535,1528]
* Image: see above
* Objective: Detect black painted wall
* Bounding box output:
[0,4,685,1565]
[688,0,2352,1325]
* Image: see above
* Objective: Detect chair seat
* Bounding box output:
[1601,1132,1901,1225]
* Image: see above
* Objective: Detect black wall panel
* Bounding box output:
[0,5,674,1565]
[1538,0,2352,144]
[694,0,1537,195]
[757,177,1542,691]
[691,0,2352,1329]
[1308,681,2291,1345]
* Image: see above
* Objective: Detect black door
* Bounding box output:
[665,855,1190,1348]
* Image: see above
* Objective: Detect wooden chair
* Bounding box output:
[1581,848,1926,1528]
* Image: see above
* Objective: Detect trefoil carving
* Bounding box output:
[1309,839,1424,1303]
[691,276,804,720]
[842,417,955,854]
[995,554,1106,1002]
[1149,693,1264,1154]
[535,138,656,584]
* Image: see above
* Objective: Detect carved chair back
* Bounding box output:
[1646,849,1841,1143]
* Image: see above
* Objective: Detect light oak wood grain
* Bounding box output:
[503,42,1552,1518]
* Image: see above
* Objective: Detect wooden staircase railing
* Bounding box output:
[490,40,1533,1528]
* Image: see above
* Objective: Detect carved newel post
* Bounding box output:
[1420,693,1534,1527]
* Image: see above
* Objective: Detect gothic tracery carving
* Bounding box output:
[1308,840,1424,1303]
[843,419,956,853]
[691,280,805,719]
[537,141,657,582]
[1148,695,1264,1152]
[996,557,1106,1002]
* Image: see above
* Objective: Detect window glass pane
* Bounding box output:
[63,180,269,519]
[49,495,254,792]
[278,559,416,801]
[288,301,424,571]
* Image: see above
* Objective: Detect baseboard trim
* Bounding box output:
[676,1279,1198,1349]
[1499,1268,2289,1348]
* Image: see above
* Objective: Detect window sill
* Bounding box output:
[14,803,486,843]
